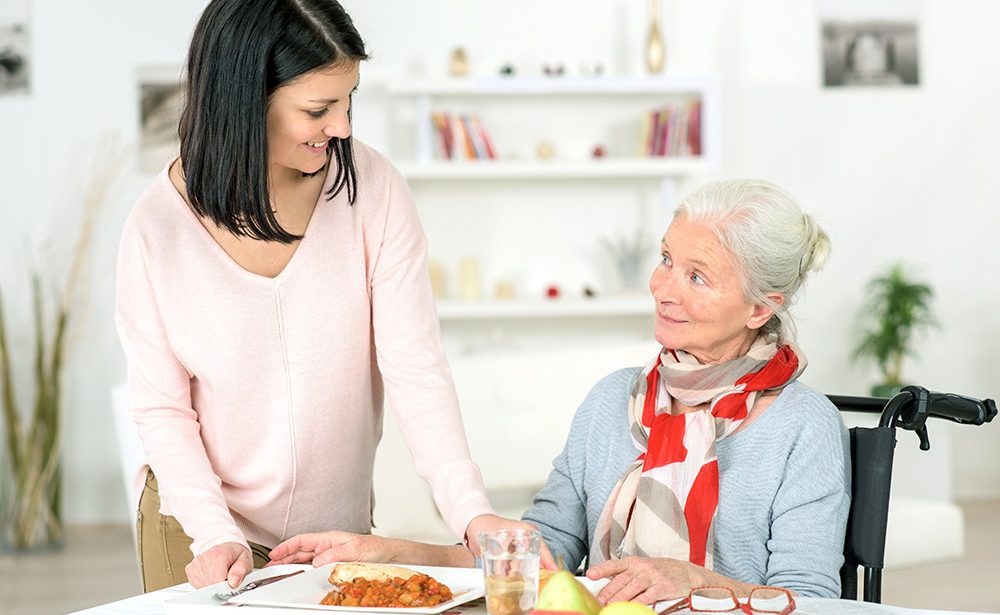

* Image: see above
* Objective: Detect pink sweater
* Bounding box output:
[115,141,493,555]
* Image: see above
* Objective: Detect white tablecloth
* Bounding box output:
[66,586,994,615]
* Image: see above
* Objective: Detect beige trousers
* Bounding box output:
[137,470,272,592]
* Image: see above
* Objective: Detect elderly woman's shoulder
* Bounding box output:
[572,367,643,420]
[559,367,644,447]
[771,381,847,434]
[591,367,644,399]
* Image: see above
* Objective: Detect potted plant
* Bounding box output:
[601,230,654,293]
[852,263,938,397]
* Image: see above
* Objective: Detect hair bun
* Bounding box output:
[800,214,831,276]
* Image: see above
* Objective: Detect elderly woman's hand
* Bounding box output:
[267,531,396,567]
[465,514,557,570]
[586,556,704,605]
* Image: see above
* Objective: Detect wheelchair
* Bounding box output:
[828,386,997,603]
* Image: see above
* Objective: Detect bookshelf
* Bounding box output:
[398,158,707,181]
[385,75,719,321]
[387,75,719,169]
[435,296,652,321]
[387,75,717,96]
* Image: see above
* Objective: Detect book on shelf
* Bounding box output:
[660,106,675,157]
[672,105,685,156]
[430,111,498,161]
[430,111,452,159]
[688,99,702,156]
[470,114,497,160]
[461,115,486,159]
[641,99,702,158]
[450,114,472,159]
[649,108,663,157]
[637,111,653,156]
[646,109,657,156]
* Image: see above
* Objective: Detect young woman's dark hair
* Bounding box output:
[179,0,369,243]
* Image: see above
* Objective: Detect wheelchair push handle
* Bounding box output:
[882,385,997,431]
[925,391,997,425]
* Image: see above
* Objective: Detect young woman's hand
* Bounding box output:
[185,541,253,589]
[267,531,395,567]
[585,556,702,605]
[464,514,557,570]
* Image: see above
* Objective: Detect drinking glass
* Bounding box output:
[478,529,542,615]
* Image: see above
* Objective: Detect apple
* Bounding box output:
[534,570,602,615]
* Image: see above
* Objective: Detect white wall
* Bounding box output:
[1,0,997,528]
[1,0,218,524]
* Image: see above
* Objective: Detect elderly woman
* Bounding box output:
[268,179,850,602]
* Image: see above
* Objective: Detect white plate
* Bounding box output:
[231,562,486,613]
[163,564,315,614]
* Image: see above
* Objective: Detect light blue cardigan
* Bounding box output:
[522,368,851,598]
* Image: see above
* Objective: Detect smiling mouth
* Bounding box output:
[307,141,328,149]
[658,313,686,324]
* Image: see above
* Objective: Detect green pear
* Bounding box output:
[534,570,602,615]
[598,602,657,615]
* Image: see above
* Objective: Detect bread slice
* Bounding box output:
[328,562,421,585]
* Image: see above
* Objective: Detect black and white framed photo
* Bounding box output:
[820,0,920,88]
[138,66,184,173]
[0,22,30,95]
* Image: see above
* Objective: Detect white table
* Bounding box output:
[67,586,994,615]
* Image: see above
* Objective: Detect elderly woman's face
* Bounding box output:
[650,215,772,364]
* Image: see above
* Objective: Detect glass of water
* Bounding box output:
[478,529,542,615]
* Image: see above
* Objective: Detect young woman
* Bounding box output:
[115,0,533,592]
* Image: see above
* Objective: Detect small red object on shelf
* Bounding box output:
[545,286,560,299]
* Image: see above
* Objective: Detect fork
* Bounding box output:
[212,569,306,601]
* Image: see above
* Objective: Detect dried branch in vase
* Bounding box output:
[0,134,124,551]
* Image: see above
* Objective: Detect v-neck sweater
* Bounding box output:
[114,141,493,555]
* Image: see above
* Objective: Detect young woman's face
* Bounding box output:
[649,214,775,364]
[266,61,361,178]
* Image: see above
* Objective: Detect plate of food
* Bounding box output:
[229,562,486,612]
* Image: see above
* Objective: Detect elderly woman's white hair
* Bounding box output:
[674,178,831,342]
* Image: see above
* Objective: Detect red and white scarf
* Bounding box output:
[591,339,806,568]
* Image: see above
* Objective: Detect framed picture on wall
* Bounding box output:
[138,66,184,173]
[0,22,30,95]
[820,0,920,87]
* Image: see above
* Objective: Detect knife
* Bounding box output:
[216,569,306,603]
